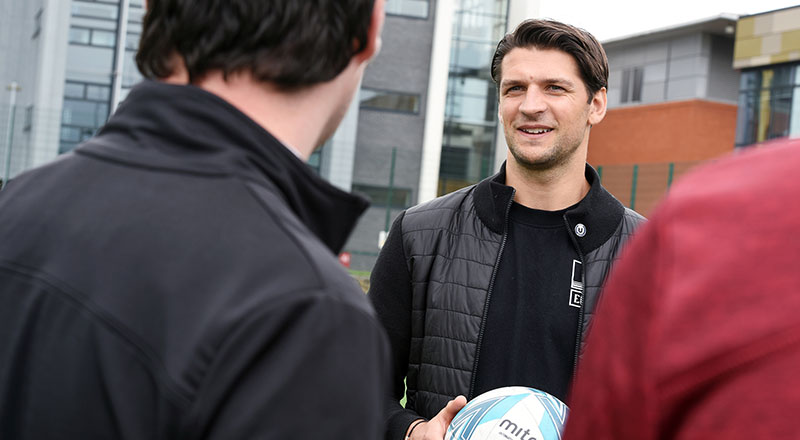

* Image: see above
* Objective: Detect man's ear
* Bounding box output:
[354,0,386,63]
[588,87,607,126]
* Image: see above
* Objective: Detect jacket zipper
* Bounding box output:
[564,216,586,383]
[467,189,515,400]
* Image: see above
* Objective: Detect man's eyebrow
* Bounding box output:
[500,79,525,89]
[542,77,577,87]
[500,77,578,89]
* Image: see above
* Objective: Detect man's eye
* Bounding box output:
[548,85,566,92]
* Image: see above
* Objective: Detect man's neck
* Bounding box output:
[505,157,590,211]
[161,60,360,161]
[192,71,330,161]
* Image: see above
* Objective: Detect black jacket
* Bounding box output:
[0,81,390,439]
[369,164,644,438]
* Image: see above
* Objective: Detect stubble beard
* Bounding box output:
[506,128,584,172]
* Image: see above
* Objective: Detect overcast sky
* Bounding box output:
[537,0,800,41]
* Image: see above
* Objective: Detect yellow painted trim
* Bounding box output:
[782,29,800,52]
[771,53,791,64]
[737,17,755,39]
[734,37,763,60]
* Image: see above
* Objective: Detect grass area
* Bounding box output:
[348,270,371,293]
[348,269,371,278]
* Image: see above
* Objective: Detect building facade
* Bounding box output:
[733,5,800,147]
[587,15,740,215]
[1,0,144,186]
[0,0,540,270]
[342,0,539,270]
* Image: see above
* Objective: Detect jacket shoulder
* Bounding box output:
[403,185,475,230]
[621,207,646,236]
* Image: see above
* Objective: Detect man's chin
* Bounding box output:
[509,150,568,172]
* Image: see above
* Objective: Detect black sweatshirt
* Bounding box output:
[472,202,580,402]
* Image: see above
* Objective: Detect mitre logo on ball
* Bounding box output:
[444,387,568,440]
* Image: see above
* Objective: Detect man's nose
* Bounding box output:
[519,88,547,116]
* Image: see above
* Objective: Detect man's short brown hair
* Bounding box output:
[491,19,608,102]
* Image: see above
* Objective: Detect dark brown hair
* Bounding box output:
[136,0,375,89]
[491,19,608,102]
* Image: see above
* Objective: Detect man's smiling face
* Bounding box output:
[498,46,605,172]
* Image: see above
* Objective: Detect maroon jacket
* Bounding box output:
[564,138,800,440]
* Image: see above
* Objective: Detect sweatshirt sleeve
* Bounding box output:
[184,293,391,439]
[368,212,425,439]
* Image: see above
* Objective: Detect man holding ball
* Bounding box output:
[369,18,644,440]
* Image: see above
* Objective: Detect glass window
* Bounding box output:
[360,88,420,113]
[125,32,140,50]
[64,82,85,98]
[59,141,79,154]
[128,6,145,23]
[449,40,495,72]
[620,67,644,103]
[59,126,96,154]
[735,91,758,146]
[447,77,496,123]
[766,87,793,140]
[72,1,118,20]
[735,63,800,147]
[122,49,143,87]
[91,30,116,47]
[61,126,82,142]
[86,84,110,101]
[71,16,116,31]
[352,184,412,209]
[69,27,91,45]
[454,11,507,42]
[439,121,496,193]
[66,44,114,84]
[62,99,109,127]
[386,0,429,18]
[739,70,759,91]
[459,0,507,16]
[439,146,470,179]
[437,0,508,192]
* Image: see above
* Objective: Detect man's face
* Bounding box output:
[498,47,605,172]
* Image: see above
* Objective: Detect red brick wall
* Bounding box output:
[588,99,737,165]
[587,99,737,216]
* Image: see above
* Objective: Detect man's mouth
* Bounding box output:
[519,128,553,134]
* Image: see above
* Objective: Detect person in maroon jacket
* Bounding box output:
[564,137,800,440]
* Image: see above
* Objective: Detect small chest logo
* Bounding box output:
[569,259,583,308]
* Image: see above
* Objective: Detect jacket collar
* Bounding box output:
[473,162,625,256]
[78,80,368,254]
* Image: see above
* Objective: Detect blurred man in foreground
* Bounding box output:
[0,0,390,438]
[564,137,800,439]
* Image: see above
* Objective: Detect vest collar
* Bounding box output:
[473,162,625,256]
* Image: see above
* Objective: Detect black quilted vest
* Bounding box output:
[402,164,644,418]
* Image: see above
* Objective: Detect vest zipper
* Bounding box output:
[564,216,586,383]
[467,189,515,400]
